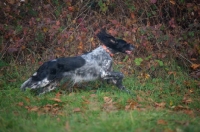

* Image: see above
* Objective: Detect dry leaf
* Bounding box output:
[55,91,62,98]
[104,96,112,103]
[191,64,200,70]
[125,99,137,110]
[90,94,96,98]
[56,21,60,26]
[169,0,176,5]
[50,98,62,102]
[73,107,81,112]
[103,97,117,112]
[29,106,39,112]
[157,119,168,125]
[182,96,193,104]
[65,121,71,131]
[131,12,135,19]
[154,102,166,108]
[150,0,157,4]
[17,102,24,106]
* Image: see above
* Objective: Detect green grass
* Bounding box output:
[0,64,200,132]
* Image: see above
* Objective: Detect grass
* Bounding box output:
[0,64,200,132]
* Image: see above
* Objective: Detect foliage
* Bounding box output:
[0,0,199,78]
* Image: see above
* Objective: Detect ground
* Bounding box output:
[0,64,200,132]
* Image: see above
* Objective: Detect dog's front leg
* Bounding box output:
[100,71,131,94]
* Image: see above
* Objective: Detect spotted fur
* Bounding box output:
[21,29,135,95]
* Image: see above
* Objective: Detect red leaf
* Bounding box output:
[169,18,176,28]
[7,47,18,53]
[56,21,60,26]
[68,6,74,12]
[110,20,118,25]
[150,0,157,3]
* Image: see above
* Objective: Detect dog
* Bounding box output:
[21,29,135,95]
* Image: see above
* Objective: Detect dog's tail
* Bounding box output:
[97,29,117,46]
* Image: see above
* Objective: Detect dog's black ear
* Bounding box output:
[97,29,117,45]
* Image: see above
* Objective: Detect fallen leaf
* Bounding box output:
[191,63,200,70]
[168,71,176,76]
[65,121,71,131]
[182,96,193,104]
[73,107,81,112]
[131,12,135,19]
[29,106,39,112]
[183,110,194,116]
[169,0,176,5]
[157,119,168,125]
[50,98,62,102]
[8,79,16,82]
[104,96,112,103]
[103,97,117,112]
[125,99,137,110]
[150,0,157,4]
[68,6,74,12]
[17,102,24,106]
[154,102,166,108]
[55,91,62,98]
[56,21,60,26]
[90,94,96,98]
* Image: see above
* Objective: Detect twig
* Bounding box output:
[178,53,193,64]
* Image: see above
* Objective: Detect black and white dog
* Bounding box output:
[21,29,134,95]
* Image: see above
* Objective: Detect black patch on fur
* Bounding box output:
[97,29,134,53]
[32,56,86,81]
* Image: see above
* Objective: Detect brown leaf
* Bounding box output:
[73,107,81,112]
[24,97,30,103]
[191,64,200,70]
[168,71,176,76]
[169,0,176,5]
[17,102,24,106]
[50,98,62,102]
[182,96,193,104]
[154,102,166,108]
[55,91,62,98]
[104,96,112,103]
[29,106,39,112]
[131,12,136,19]
[125,99,137,110]
[90,94,96,98]
[65,121,71,131]
[7,0,15,5]
[103,97,117,112]
[68,6,74,12]
[8,79,16,82]
[157,119,168,125]
[183,110,194,116]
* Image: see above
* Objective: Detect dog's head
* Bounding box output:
[97,29,134,54]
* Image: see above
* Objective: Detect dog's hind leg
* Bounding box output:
[101,71,132,94]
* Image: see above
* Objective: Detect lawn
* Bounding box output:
[0,64,200,132]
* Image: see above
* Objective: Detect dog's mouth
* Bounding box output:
[125,50,132,54]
